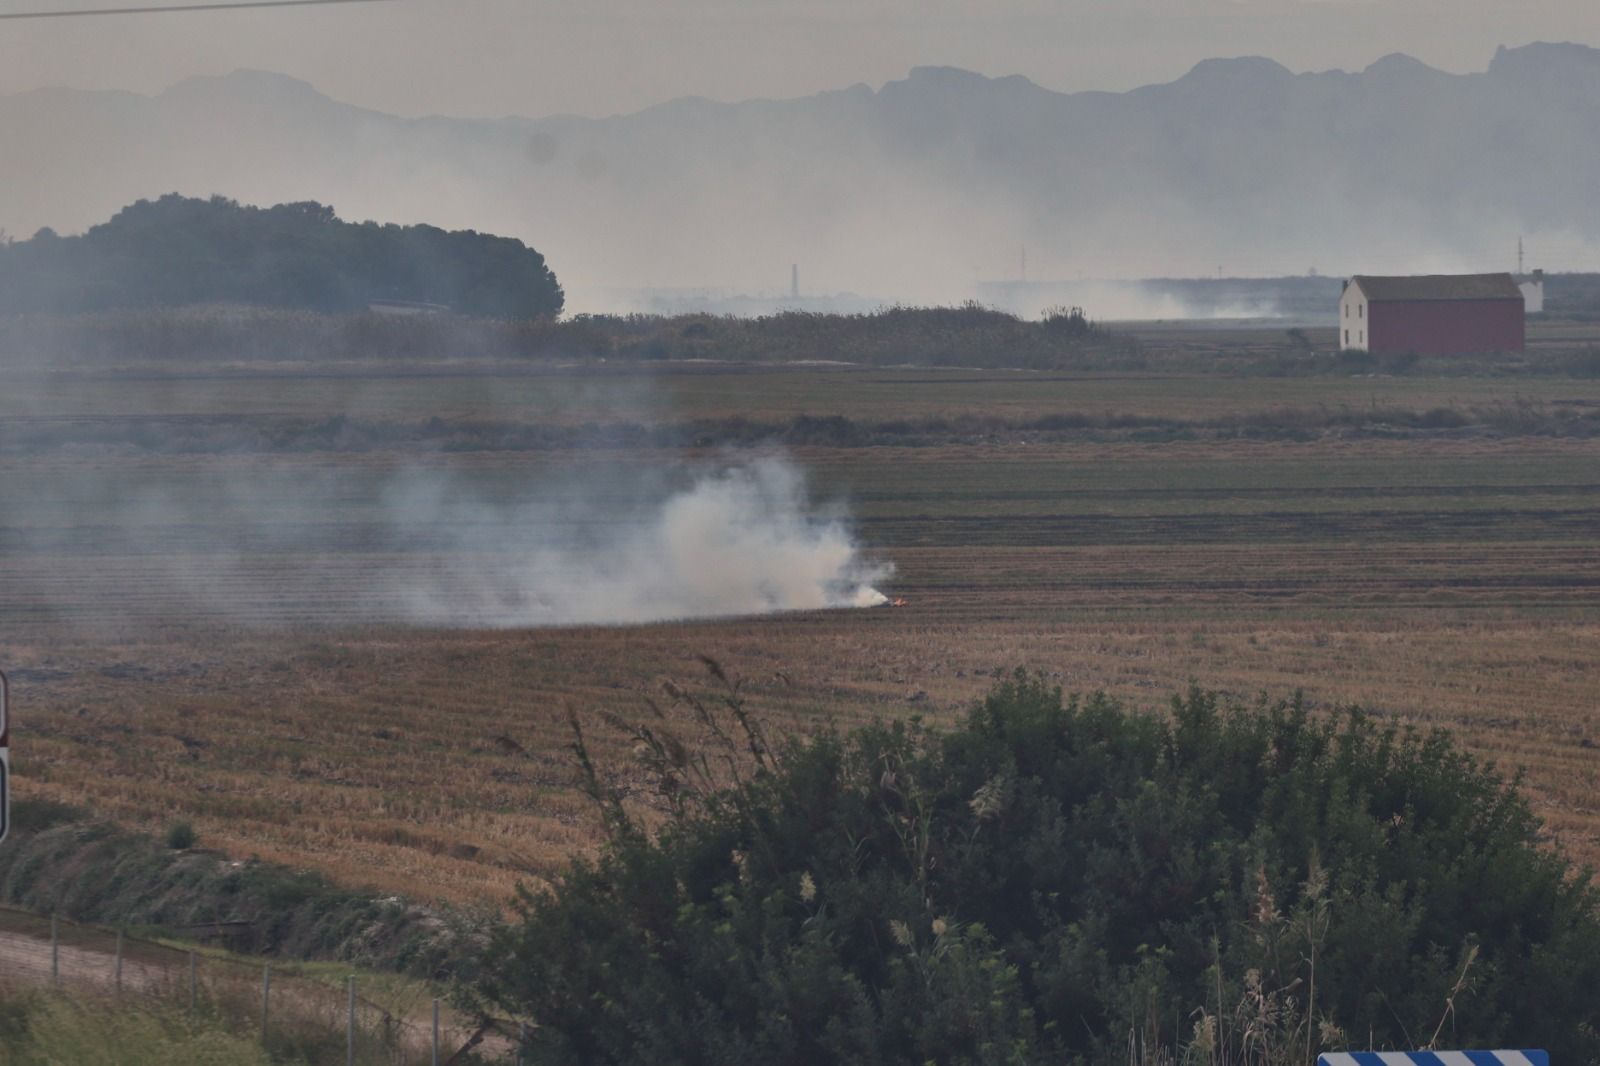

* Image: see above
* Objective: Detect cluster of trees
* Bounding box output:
[0,195,562,318]
[473,674,1600,1065]
[0,302,1128,370]
[559,303,1119,367]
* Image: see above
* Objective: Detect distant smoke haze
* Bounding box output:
[4,0,1599,123]
[4,44,1600,314]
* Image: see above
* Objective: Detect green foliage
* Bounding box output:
[0,300,1130,370]
[165,820,198,850]
[0,194,563,319]
[0,801,483,979]
[0,991,284,1066]
[1041,305,1097,339]
[598,302,1122,368]
[475,676,1600,1065]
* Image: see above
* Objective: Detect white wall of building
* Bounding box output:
[1339,282,1369,351]
[1518,275,1545,314]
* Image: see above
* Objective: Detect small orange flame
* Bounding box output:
[890,598,909,608]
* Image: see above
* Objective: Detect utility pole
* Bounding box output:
[790,263,799,300]
[1518,236,1525,276]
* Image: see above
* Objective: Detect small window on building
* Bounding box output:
[1359,330,1364,343]
[1344,329,1349,345]
[1358,305,1363,319]
[1344,304,1349,318]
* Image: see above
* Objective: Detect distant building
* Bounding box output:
[1339,274,1524,355]
[1518,269,1545,314]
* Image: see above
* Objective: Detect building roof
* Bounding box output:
[1349,273,1524,302]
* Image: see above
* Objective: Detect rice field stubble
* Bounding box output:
[3,360,1599,904]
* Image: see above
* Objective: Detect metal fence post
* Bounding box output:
[189,951,198,1012]
[261,963,271,1045]
[114,929,123,992]
[347,975,356,1066]
[431,998,440,1066]
[49,915,58,985]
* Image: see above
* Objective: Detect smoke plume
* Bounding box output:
[1,452,891,633]
[394,457,891,627]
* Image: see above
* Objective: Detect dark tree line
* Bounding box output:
[0,195,563,318]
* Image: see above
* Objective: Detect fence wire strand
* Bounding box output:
[0,903,519,1064]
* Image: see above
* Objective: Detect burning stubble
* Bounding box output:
[391,455,891,627]
[0,452,892,633]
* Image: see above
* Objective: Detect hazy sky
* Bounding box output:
[3,0,1599,117]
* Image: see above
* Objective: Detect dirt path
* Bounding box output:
[0,927,171,994]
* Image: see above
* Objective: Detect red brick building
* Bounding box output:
[1339,273,1525,355]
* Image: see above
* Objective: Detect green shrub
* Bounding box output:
[0,802,481,978]
[165,821,198,851]
[475,674,1600,1065]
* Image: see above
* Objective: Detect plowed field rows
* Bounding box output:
[3,360,1599,903]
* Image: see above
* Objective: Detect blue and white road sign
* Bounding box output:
[1319,1053,1548,1066]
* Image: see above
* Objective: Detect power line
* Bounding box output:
[0,0,392,19]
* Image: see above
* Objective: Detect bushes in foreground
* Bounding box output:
[0,801,482,978]
[475,675,1600,1065]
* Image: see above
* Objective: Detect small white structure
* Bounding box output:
[1339,280,1370,352]
[1517,270,1545,314]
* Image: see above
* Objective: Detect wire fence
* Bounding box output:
[0,904,522,1064]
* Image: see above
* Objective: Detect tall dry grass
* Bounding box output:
[0,988,281,1066]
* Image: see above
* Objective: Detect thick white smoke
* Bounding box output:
[1,452,892,633]
[401,457,891,627]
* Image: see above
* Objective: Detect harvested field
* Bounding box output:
[3,347,1599,905]
[3,363,1597,426]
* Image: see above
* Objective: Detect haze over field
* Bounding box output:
[7,0,1600,124]
[5,40,1600,310]
[3,447,889,632]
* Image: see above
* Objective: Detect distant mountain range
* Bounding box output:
[3,43,1598,311]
